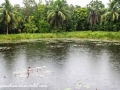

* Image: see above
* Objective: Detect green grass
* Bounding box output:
[0,31,120,43]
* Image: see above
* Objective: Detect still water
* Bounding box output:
[0,40,120,90]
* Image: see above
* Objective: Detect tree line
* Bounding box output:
[0,0,120,34]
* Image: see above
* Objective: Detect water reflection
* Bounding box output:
[0,40,120,90]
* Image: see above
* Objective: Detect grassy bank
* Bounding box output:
[0,31,120,43]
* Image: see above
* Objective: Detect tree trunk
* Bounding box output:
[6,24,8,35]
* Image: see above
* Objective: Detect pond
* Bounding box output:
[0,39,120,90]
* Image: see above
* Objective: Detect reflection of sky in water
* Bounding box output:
[0,41,120,90]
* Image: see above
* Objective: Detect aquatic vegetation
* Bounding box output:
[0,47,13,51]
[12,66,50,78]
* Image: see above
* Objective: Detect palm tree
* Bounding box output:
[101,0,119,22]
[101,10,119,22]
[110,0,120,8]
[47,0,70,29]
[87,0,105,31]
[0,0,18,34]
[88,10,99,31]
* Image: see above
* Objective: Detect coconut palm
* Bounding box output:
[0,0,19,34]
[101,10,119,22]
[101,0,119,22]
[47,0,70,29]
[110,0,120,8]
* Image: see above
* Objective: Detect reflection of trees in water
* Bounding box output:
[1,43,27,63]
[86,42,120,66]
[107,45,120,69]
[24,41,70,62]
[0,43,18,74]
[107,45,120,58]
[85,42,104,61]
[2,50,15,63]
[24,42,48,61]
[47,42,70,61]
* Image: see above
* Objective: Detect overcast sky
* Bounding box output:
[0,0,110,7]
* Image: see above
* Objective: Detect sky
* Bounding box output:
[0,0,110,7]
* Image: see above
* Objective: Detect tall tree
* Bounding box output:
[110,0,120,8]
[87,0,105,11]
[47,0,70,29]
[73,8,88,30]
[22,0,38,16]
[87,0,105,31]
[88,10,99,31]
[23,16,38,33]
[0,0,19,34]
[101,0,119,22]
[100,0,120,31]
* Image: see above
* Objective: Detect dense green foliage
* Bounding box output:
[0,0,120,34]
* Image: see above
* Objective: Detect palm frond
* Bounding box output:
[0,14,4,23]
[58,11,66,21]
[6,14,11,23]
[114,12,119,20]
[112,13,115,21]
[47,0,70,27]
[47,12,55,21]
[101,11,111,22]
[47,10,54,15]
[88,10,99,26]
[9,13,16,21]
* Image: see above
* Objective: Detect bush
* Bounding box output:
[37,20,50,33]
